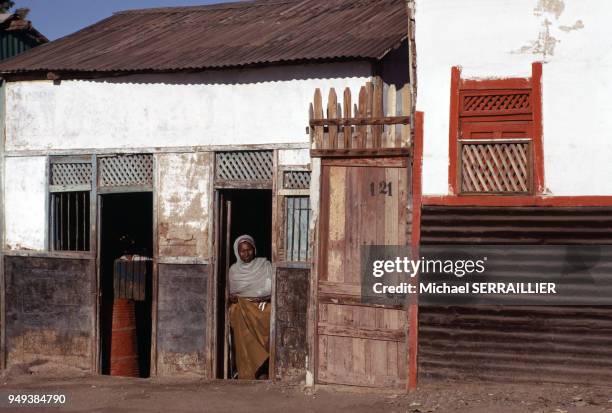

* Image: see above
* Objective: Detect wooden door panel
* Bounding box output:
[460,120,531,139]
[317,304,407,387]
[317,159,409,388]
[321,165,407,285]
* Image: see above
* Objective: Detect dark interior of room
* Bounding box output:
[99,192,153,378]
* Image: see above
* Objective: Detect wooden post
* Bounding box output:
[401,85,411,148]
[372,78,383,148]
[313,89,323,150]
[343,88,352,149]
[357,86,367,149]
[407,111,424,391]
[328,89,338,149]
[364,82,373,148]
[531,62,545,194]
[387,85,397,148]
[448,67,461,195]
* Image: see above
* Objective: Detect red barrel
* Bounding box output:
[110,299,140,377]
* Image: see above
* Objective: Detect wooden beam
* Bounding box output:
[421,195,612,207]
[448,66,461,195]
[310,148,410,159]
[318,323,405,342]
[309,116,411,127]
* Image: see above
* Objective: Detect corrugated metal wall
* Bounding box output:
[419,206,612,385]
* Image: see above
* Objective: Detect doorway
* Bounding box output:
[99,192,153,378]
[215,189,273,379]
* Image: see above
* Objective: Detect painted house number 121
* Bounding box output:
[370,181,392,197]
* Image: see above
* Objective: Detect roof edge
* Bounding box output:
[114,0,294,15]
[0,56,378,81]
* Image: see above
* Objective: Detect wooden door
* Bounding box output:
[316,157,409,388]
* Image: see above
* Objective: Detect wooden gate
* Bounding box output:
[309,81,412,388]
[317,157,409,387]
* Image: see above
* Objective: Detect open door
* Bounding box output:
[99,192,153,378]
[215,189,273,379]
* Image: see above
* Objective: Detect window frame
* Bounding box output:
[276,166,312,264]
[448,63,544,196]
[48,155,94,252]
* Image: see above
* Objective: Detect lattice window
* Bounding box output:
[461,142,531,193]
[283,171,311,190]
[461,92,531,115]
[99,154,153,188]
[51,162,92,187]
[285,196,310,262]
[215,151,273,182]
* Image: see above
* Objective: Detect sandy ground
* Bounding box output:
[0,373,610,413]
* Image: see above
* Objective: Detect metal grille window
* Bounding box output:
[285,197,310,262]
[50,191,90,251]
[49,156,92,252]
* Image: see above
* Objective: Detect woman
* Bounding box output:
[228,235,272,380]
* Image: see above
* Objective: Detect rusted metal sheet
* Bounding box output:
[274,267,309,381]
[419,206,612,385]
[4,256,94,371]
[157,153,212,259]
[421,206,612,244]
[0,0,407,74]
[157,264,208,376]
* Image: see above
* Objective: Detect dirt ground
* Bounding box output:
[0,372,610,413]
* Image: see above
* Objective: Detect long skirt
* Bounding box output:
[229,297,271,379]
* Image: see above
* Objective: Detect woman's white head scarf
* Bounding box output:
[228,235,272,298]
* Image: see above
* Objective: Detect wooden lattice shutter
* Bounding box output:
[215,150,273,188]
[98,154,153,190]
[450,64,543,195]
[49,156,93,192]
[283,170,311,190]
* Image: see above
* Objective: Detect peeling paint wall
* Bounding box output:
[157,264,208,376]
[4,156,46,250]
[5,62,372,152]
[157,152,212,259]
[278,149,310,166]
[416,0,612,195]
[5,256,94,371]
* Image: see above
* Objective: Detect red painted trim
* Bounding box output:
[531,62,545,194]
[408,111,423,391]
[460,77,532,90]
[422,195,612,207]
[448,67,461,195]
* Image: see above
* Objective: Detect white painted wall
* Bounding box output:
[416,0,612,195]
[6,62,372,152]
[4,156,46,250]
[278,149,310,166]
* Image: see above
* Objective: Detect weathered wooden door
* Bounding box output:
[316,157,409,388]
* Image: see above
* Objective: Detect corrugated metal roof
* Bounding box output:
[0,0,407,74]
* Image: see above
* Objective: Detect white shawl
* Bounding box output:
[229,235,272,298]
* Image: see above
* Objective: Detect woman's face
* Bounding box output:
[238,241,255,263]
